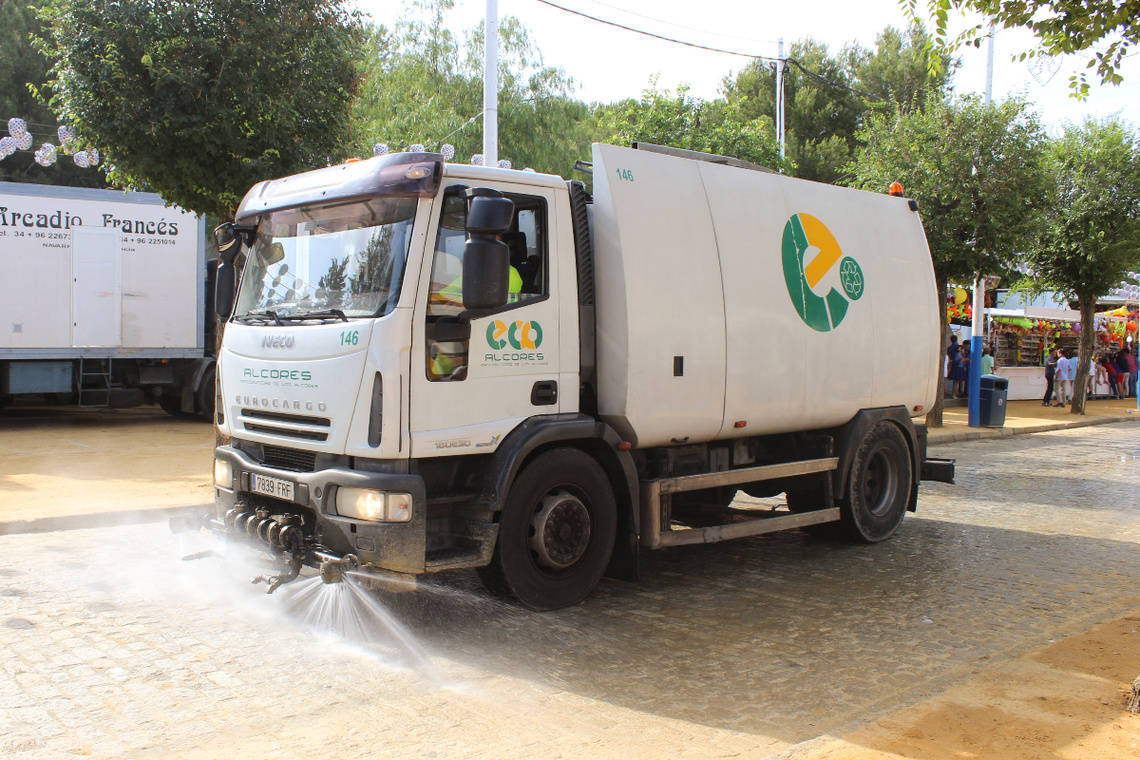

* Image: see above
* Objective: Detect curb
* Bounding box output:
[929,413,1139,445]
[0,504,210,537]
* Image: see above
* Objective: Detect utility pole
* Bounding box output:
[483,0,498,167]
[776,38,785,163]
[968,25,996,427]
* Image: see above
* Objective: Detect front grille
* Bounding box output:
[239,408,331,442]
[262,445,317,472]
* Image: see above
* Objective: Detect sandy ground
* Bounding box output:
[795,611,1140,760]
[0,406,214,526]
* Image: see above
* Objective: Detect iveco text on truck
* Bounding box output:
[189,143,954,609]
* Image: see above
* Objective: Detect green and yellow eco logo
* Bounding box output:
[487,319,543,350]
[781,213,864,332]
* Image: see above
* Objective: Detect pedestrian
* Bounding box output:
[946,335,964,398]
[1067,347,1079,402]
[1042,349,1058,406]
[1054,349,1071,407]
[1125,347,1139,398]
[980,345,994,376]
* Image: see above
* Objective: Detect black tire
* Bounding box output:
[157,390,196,418]
[840,422,912,543]
[196,366,217,420]
[478,448,617,610]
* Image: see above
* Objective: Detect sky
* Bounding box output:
[353,0,1140,133]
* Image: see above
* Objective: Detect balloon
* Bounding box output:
[954,287,968,305]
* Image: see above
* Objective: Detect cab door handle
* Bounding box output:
[531,381,557,406]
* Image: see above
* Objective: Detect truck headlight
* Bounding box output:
[214,459,233,489]
[335,488,412,523]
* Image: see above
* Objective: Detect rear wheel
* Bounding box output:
[478,448,617,610]
[840,422,912,542]
[157,391,195,418]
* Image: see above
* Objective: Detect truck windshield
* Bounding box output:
[234,198,418,321]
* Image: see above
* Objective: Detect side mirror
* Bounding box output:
[215,261,236,321]
[215,223,239,255]
[462,193,514,314]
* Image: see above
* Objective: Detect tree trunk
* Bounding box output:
[1071,296,1096,416]
[925,271,948,428]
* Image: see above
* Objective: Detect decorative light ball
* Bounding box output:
[497,159,512,169]
[73,151,90,168]
[16,132,32,150]
[373,142,388,156]
[440,143,455,161]
[8,118,27,138]
[523,167,536,173]
[39,144,57,166]
[0,137,14,156]
[471,154,484,166]
[409,143,425,153]
[87,148,100,166]
[57,125,74,145]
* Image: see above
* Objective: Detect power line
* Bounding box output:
[531,0,774,61]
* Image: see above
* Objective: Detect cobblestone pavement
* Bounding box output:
[1,425,1138,759]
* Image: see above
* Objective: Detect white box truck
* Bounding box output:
[0,182,214,417]
[193,143,954,608]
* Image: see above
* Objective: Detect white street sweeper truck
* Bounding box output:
[181,142,954,609]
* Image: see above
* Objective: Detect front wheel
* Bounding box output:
[478,448,617,610]
[840,422,912,543]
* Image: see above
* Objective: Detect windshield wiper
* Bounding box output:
[239,309,283,325]
[277,309,349,323]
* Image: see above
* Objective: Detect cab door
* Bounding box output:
[408,182,563,455]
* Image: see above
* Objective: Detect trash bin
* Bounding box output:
[978,374,1008,427]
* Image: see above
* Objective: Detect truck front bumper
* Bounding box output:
[213,445,427,574]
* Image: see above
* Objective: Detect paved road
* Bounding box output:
[2,424,1139,759]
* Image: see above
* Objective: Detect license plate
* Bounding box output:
[250,473,295,501]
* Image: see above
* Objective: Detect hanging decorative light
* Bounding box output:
[440,143,455,161]
[409,143,425,153]
[373,143,388,156]
[34,144,57,166]
[0,137,15,157]
[523,167,536,173]
[73,151,90,168]
[8,118,27,138]
[16,132,32,150]
[57,125,74,145]
[471,154,484,166]
[497,159,512,169]
[87,147,100,166]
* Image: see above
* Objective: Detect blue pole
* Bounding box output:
[968,275,983,427]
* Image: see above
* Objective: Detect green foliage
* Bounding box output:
[850,95,1050,284]
[902,0,1139,97]
[1026,118,1140,303]
[721,25,954,183]
[0,1,104,187]
[38,0,364,217]
[596,79,786,171]
[353,0,597,177]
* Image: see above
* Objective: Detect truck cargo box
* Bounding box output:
[0,182,204,360]
[590,144,939,448]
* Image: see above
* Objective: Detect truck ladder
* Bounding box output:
[77,357,113,407]
[639,458,840,549]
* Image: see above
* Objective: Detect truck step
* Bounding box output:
[424,547,488,570]
[654,508,841,548]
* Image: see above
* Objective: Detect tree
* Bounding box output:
[597,79,786,171]
[0,1,105,187]
[902,0,1139,96]
[722,39,862,183]
[353,0,596,177]
[850,95,1050,425]
[1023,118,1140,414]
[38,0,364,218]
[721,25,954,184]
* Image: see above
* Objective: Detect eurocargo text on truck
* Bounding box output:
[178,142,955,609]
[0,182,215,417]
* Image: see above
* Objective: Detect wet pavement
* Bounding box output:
[2,422,1139,758]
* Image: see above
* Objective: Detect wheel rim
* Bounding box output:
[528,488,592,570]
[862,448,898,517]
